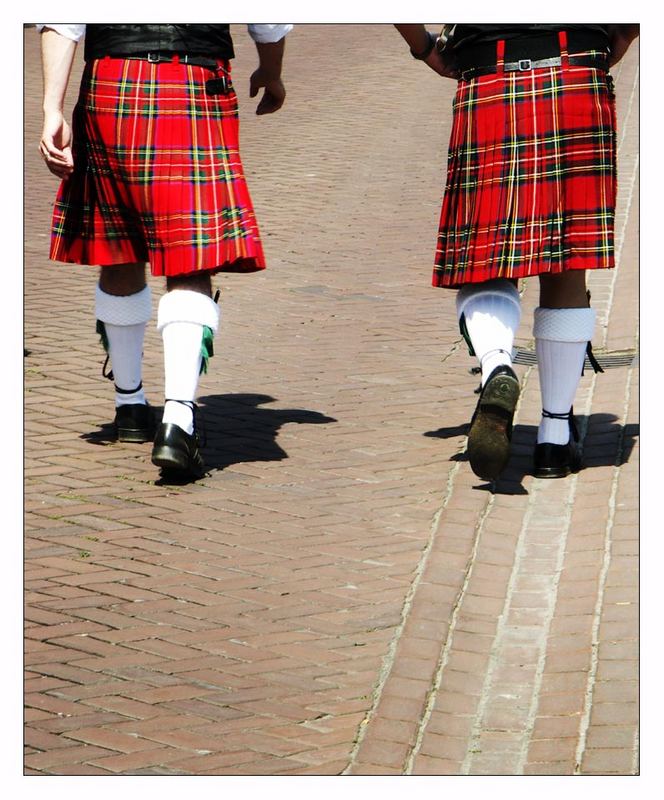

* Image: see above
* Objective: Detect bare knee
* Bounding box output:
[539,271,588,308]
[99,263,147,296]
[166,272,212,297]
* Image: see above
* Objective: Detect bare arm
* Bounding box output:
[250,38,286,115]
[39,28,78,178]
[394,24,458,79]
[606,24,639,67]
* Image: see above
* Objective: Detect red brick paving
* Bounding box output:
[24,25,638,775]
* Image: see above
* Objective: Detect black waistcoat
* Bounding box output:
[449,24,609,67]
[83,24,235,61]
[451,24,609,52]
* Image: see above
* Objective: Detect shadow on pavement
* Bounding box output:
[81,393,337,486]
[80,421,119,445]
[190,392,337,471]
[423,413,639,496]
[581,413,639,468]
[423,423,468,440]
[79,392,337,457]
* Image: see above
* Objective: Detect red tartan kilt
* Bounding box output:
[50,58,266,277]
[434,64,617,287]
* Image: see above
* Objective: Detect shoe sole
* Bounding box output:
[533,460,582,479]
[533,467,571,478]
[468,374,520,481]
[151,445,205,477]
[117,428,153,444]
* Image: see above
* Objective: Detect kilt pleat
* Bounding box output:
[50,58,266,277]
[433,62,617,287]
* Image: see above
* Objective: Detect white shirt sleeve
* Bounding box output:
[247,24,293,43]
[36,24,86,42]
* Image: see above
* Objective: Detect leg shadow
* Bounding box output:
[190,392,337,471]
[581,413,639,469]
[80,421,119,445]
[424,420,530,495]
[79,393,337,482]
[424,412,639,495]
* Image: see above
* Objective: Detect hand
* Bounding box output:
[249,69,286,115]
[424,41,459,79]
[39,110,74,179]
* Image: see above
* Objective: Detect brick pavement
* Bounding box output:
[23,25,639,776]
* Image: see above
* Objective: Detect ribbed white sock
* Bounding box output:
[161,322,204,433]
[106,324,147,405]
[456,280,521,385]
[95,285,152,407]
[157,290,220,436]
[534,307,596,445]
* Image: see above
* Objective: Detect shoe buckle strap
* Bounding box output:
[542,407,579,442]
[541,409,571,420]
[165,399,206,446]
[115,381,143,395]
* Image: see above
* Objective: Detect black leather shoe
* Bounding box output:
[467,365,520,480]
[533,410,582,478]
[114,403,154,443]
[151,422,206,478]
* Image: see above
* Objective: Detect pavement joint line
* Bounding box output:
[574,361,636,774]
[404,361,535,774]
[459,428,540,770]
[460,364,579,775]
[342,455,465,775]
[517,332,631,772]
[515,475,581,774]
[403,463,499,774]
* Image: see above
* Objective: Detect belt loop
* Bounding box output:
[558,30,569,67]
[496,39,506,74]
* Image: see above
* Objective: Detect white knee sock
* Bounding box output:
[456,280,521,385]
[95,285,152,407]
[534,307,596,445]
[157,290,220,435]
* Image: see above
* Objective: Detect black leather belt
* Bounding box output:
[105,52,220,69]
[461,54,608,81]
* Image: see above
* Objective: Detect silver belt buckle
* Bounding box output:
[147,52,161,63]
[518,58,532,71]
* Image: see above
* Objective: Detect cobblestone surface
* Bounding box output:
[24,25,639,776]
